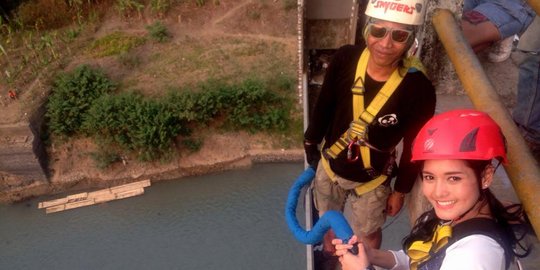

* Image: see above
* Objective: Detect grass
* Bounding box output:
[135,36,295,91]
[87,31,146,57]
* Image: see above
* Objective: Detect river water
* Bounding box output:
[4,162,535,270]
[0,163,307,270]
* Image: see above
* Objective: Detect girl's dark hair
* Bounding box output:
[402,160,531,261]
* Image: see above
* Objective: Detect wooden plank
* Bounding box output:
[38,198,68,209]
[45,205,66,214]
[93,192,116,203]
[66,192,88,201]
[87,188,114,198]
[115,188,145,199]
[64,198,95,210]
[39,180,150,214]
[109,180,150,193]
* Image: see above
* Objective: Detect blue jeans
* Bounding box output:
[464,0,535,38]
[513,16,540,144]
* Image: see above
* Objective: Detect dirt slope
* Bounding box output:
[0,0,302,203]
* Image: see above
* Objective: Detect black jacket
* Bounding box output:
[304,44,436,193]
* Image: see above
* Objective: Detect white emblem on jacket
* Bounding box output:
[378,114,398,127]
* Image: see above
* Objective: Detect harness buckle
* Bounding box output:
[351,76,365,95]
[348,120,368,140]
[364,167,379,179]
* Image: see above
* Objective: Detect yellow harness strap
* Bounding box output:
[407,224,453,270]
[323,49,426,195]
[320,154,388,195]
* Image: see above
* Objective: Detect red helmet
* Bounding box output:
[411,109,508,163]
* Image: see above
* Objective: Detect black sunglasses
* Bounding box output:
[367,23,413,43]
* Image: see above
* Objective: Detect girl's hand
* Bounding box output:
[332,235,371,270]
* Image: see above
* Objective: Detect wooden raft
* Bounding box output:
[38,179,151,214]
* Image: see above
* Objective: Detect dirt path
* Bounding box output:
[212,0,253,26]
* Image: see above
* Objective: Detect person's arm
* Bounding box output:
[386,190,405,216]
[368,248,404,269]
[393,74,436,194]
[304,45,357,168]
[333,235,404,270]
[387,74,436,216]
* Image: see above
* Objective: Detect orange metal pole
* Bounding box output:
[432,9,540,237]
[527,0,540,16]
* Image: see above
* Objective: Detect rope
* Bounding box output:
[285,167,356,253]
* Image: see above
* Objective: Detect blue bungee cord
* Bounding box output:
[285,166,358,254]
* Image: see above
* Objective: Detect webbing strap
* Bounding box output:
[325,48,405,163]
[408,225,452,270]
[321,153,388,195]
[323,49,425,195]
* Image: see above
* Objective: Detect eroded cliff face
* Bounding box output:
[0,123,49,202]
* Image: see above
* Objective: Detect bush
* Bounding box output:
[46,65,116,137]
[164,78,291,132]
[222,79,290,131]
[146,21,170,43]
[90,151,122,169]
[182,138,202,152]
[84,92,184,161]
[48,69,293,162]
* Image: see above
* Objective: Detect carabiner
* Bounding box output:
[347,139,360,162]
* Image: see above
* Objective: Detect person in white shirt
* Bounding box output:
[333,109,531,270]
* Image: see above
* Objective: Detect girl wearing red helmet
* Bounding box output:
[332,109,531,270]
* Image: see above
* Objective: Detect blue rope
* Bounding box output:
[285,167,355,246]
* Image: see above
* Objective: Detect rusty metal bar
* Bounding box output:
[432,9,540,237]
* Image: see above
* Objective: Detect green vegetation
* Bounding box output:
[283,0,297,11]
[116,0,145,17]
[90,150,122,170]
[46,64,295,166]
[150,0,171,16]
[146,21,170,43]
[2,0,300,169]
[84,91,183,161]
[46,65,117,137]
[87,32,146,57]
[195,0,206,7]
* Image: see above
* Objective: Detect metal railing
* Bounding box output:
[432,9,540,237]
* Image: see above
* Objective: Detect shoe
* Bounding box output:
[488,36,515,63]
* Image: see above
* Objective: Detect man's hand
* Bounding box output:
[304,140,320,169]
[386,191,405,216]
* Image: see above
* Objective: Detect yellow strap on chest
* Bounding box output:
[407,224,453,270]
[323,49,426,195]
[326,49,407,158]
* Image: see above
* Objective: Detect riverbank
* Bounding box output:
[0,131,304,204]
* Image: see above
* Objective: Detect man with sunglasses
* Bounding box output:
[303,0,436,261]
